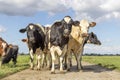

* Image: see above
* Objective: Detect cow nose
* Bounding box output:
[64,29,69,34]
[82,33,88,37]
[98,41,102,45]
[29,38,35,43]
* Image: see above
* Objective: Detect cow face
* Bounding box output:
[80,19,96,37]
[19,23,39,44]
[62,16,73,37]
[0,38,8,57]
[87,32,101,45]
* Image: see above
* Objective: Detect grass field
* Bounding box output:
[0,55,29,79]
[0,55,120,79]
[82,56,120,71]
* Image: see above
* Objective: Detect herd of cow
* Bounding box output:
[0,16,101,74]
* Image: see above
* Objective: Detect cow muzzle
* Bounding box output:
[82,33,89,37]
[63,29,70,37]
[29,38,35,43]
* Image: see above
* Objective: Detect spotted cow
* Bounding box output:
[19,23,45,70]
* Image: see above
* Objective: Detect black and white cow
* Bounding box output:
[19,23,45,70]
[84,32,101,45]
[50,16,73,73]
[1,44,19,66]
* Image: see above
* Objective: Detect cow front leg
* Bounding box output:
[56,46,64,73]
[50,47,55,74]
[66,50,72,71]
[76,52,83,71]
[47,51,52,69]
[60,57,64,72]
[29,49,34,70]
[36,54,41,70]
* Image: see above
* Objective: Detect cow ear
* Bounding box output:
[89,22,96,27]
[19,28,26,33]
[21,39,28,42]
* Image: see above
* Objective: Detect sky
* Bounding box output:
[0,0,120,54]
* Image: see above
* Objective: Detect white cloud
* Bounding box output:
[0,0,120,22]
[0,0,67,16]
[0,25,6,33]
[100,0,120,11]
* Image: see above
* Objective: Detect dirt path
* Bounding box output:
[1,62,120,80]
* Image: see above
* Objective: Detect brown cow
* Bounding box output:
[0,37,18,67]
[66,19,96,71]
[0,37,8,57]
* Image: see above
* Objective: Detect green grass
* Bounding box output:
[1,55,120,78]
[0,55,29,79]
[83,56,120,71]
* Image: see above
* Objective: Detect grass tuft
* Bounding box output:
[83,56,120,71]
[0,55,29,79]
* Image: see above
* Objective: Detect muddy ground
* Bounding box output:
[1,62,120,80]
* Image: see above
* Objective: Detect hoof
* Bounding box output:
[30,67,34,70]
[67,68,71,71]
[51,71,55,74]
[37,68,41,71]
[64,65,67,69]
[59,71,66,74]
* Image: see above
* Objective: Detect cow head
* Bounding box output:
[87,32,101,45]
[80,19,96,37]
[0,37,8,57]
[19,23,40,44]
[61,16,73,37]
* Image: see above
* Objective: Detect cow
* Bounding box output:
[64,32,101,69]
[66,20,96,71]
[50,16,73,73]
[0,37,8,57]
[0,37,18,67]
[1,44,19,66]
[19,23,45,70]
[84,32,101,45]
[43,26,52,69]
[0,37,8,66]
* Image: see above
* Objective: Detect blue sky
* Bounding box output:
[0,0,120,54]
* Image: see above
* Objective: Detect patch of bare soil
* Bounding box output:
[1,62,120,80]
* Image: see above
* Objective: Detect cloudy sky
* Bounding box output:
[0,0,120,54]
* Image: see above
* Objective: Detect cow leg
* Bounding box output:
[12,54,17,66]
[43,53,47,68]
[57,50,63,72]
[41,53,47,68]
[50,46,56,73]
[67,50,72,71]
[41,53,45,68]
[79,48,84,69]
[47,51,52,69]
[29,49,34,70]
[76,48,83,71]
[64,53,67,69]
[36,54,41,70]
[59,45,67,72]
